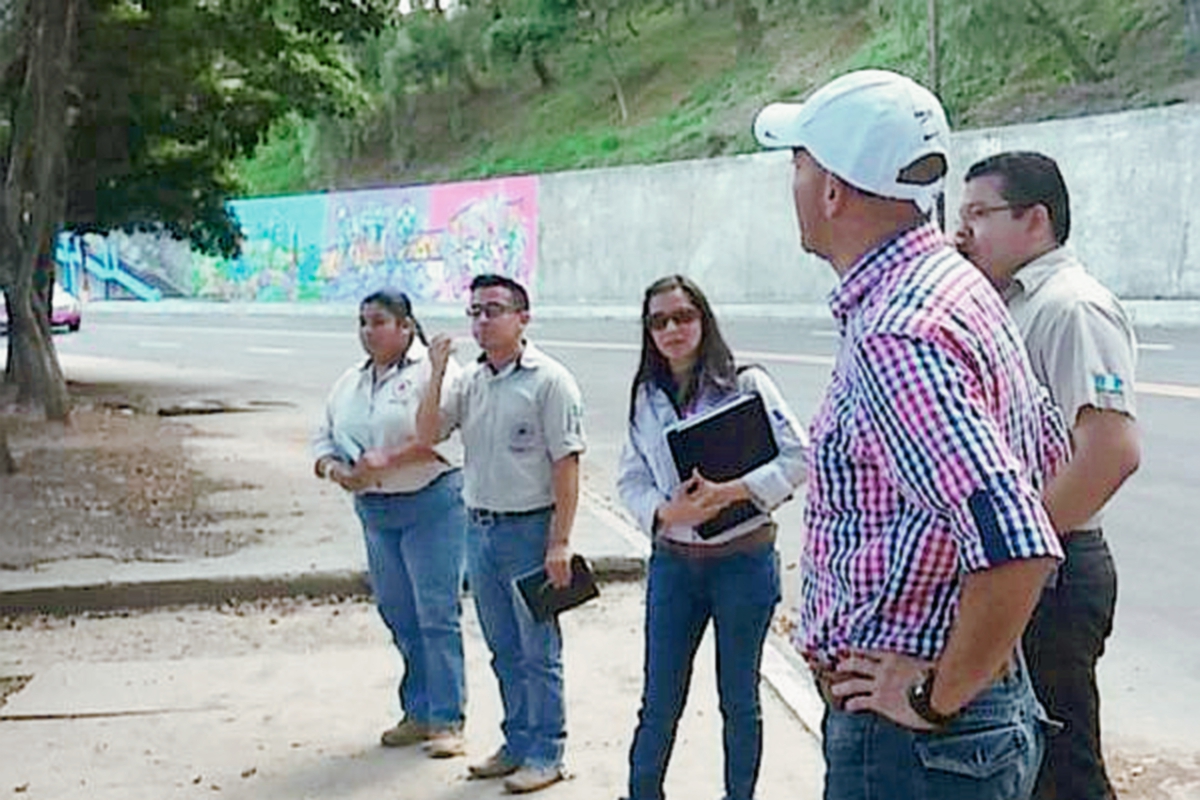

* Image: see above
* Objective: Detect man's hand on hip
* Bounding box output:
[830,649,937,731]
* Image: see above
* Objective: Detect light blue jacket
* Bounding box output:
[617,367,808,547]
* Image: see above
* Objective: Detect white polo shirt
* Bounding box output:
[441,341,586,512]
[1004,246,1137,530]
[312,340,463,494]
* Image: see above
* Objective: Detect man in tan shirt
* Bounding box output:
[956,151,1141,800]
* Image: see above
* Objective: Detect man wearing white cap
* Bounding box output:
[754,70,1069,799]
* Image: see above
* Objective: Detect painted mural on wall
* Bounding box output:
[191,176,538,302]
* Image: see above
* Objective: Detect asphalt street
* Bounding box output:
[48,304,1200,757]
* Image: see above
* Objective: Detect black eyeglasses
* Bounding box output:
[645,307,701,331]
[958,203,1028,226]
[466,302,519,320]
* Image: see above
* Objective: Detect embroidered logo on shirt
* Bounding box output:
[509,421,538,452]
[1093,373,1125,396]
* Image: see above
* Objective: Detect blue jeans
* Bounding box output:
[628,541,781,800]
[354,469,467,729]
[822,655,1049,800]
[467,508,565,769]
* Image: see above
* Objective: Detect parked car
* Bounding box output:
[0,282,83,333]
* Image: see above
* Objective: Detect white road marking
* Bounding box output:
[1137,342,1175,351]
[245,346,294,356]
[109,327,1200,401]
[138,341,181,349]
[1136,381,1200,400]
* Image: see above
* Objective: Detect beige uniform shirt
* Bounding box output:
[441,342,586,512]
[312,340,463,494]
[1004,246,1137,530]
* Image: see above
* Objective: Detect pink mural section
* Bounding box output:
[193,175,538,303]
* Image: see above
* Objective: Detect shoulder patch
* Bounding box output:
[1093,373,1125,396]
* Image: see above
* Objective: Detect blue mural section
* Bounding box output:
[193,176,539,303]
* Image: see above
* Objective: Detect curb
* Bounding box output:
[0,556,647,617]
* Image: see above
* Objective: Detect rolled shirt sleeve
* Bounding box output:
[1042,299,1138,426]
[855,333,1063,572]
[539,364,587,462]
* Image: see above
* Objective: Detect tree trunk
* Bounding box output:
[600,38,628,123]
[531,50,554,88]
[927,0,939,94]
[1186,0,1200,62]
[0,413,15,474]
[734,0,762,59]
[1025,0,1102,82]
[1,0,77,420]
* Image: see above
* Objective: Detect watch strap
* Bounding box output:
[907,669,958,728]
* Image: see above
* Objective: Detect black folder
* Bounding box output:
[515,555,600,623]
[665,392,779,539]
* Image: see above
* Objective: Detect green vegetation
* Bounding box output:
[230,0,1200,197]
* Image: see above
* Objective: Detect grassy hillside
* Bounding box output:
[236,0,1200,196]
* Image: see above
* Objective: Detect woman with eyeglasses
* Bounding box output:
[311,289,469,759]
[616,275,808,800]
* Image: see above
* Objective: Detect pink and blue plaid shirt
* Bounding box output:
[799,223,1068,663]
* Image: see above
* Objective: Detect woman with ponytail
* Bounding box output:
[311,289,469,759]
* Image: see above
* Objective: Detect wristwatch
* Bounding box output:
[907,669,958,728]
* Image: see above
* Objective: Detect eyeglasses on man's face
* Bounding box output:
[958,203,1027,227]
[645,307,701,332]
[466,301,519,320]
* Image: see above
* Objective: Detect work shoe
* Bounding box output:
[503,764,565,794]
[467,747,520,779]
[379,717,429,747]
[422,727,466,759]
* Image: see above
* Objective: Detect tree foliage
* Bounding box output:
[66,0,387,259]
[0,0,390,416]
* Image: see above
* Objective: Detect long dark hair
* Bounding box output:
[360,289,429,346]
[628,275,736,422]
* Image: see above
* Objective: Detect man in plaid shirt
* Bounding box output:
[755,70,1069,800]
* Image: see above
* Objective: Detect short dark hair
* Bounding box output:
[965,151,1071,245]
[470,274,530,311]
[629,275,736,423]
[360,289,428,345]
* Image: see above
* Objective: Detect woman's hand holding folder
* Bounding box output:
[656,469,751,531]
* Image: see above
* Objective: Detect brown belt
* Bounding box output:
[654,521,776,559]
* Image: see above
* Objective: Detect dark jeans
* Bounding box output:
[1022,530,1118,800]
[627,540,780,800]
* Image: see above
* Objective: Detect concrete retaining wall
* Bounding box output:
[535,102,1200,305]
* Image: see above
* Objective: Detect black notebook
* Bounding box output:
[515,555,600,623]
[665,392,779,539]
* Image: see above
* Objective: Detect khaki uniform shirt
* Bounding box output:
[1004,246,1137,530]
[441,341,586,512]
[312,340,462,494]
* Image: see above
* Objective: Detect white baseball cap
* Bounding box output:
[753,69,950,214]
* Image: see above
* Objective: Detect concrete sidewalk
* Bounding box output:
[0,488,830,799]
[0,582,826,800]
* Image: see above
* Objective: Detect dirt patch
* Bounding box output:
[1109,749,1200,800]
[0,384,262,570]
[0,674,32,709]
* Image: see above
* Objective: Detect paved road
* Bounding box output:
[54,306,1200,755]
